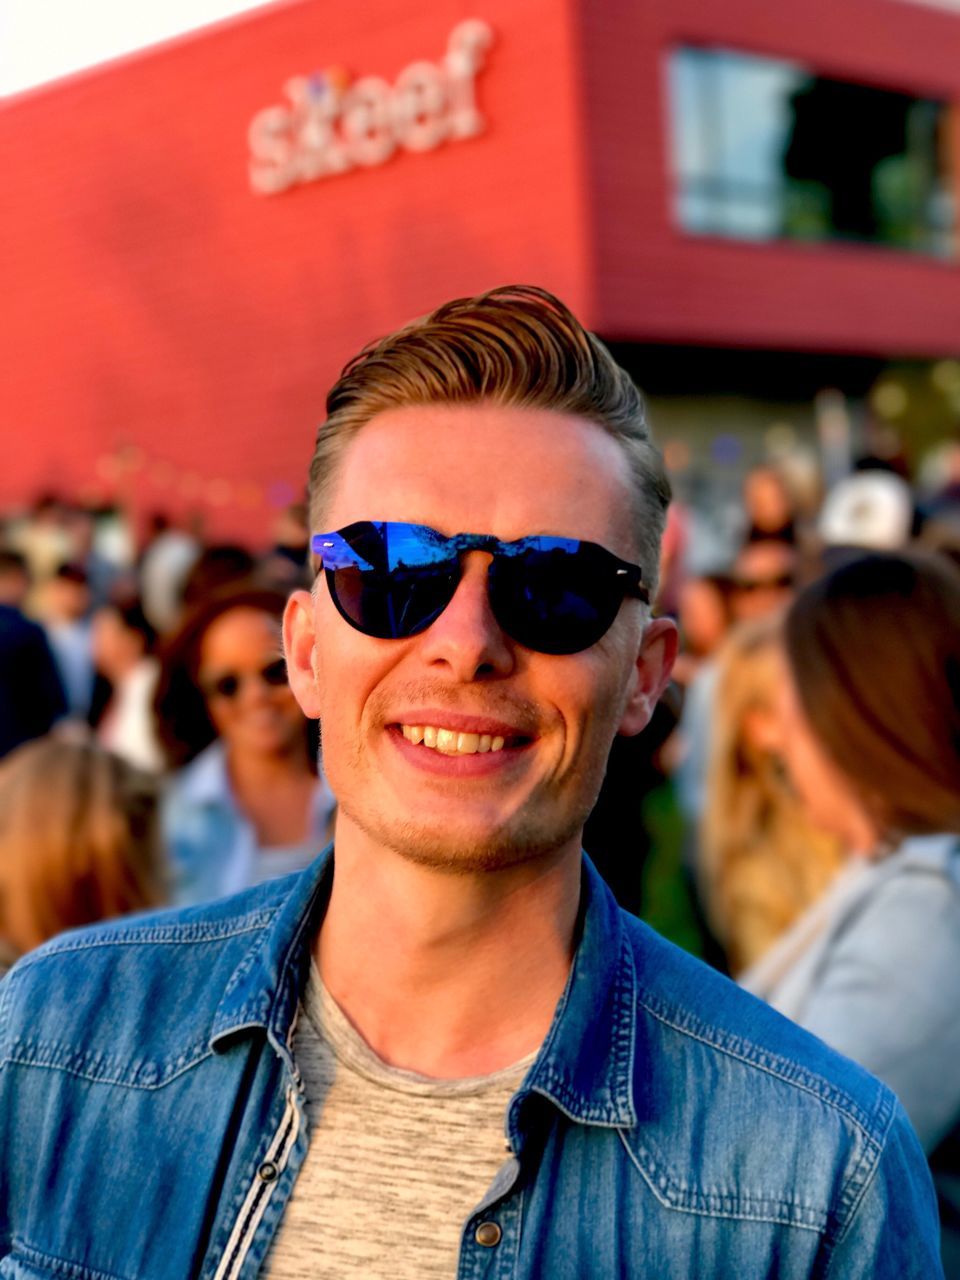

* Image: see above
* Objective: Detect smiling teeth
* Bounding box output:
[401,725,506,754]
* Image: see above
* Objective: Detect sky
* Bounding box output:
[5,0,960,96]
[0,0,274,96]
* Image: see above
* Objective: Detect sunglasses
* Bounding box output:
[200,658,289,701]
[311,521,649,656]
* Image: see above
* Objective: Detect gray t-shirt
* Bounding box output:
[264,963,535,1278]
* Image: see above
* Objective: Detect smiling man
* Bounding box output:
[0,287,943,1278]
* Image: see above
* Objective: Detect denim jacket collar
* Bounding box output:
[518,860,637,1131]
[209,846,333,1059]
[207,845,638,1128]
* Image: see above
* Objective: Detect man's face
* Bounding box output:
[285,404,675,873]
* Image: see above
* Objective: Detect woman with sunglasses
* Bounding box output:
[738,551,960,1273]
[154,582,335,907]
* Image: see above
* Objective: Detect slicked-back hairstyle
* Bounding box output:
[308,285,671,591]
[784,550,960,840]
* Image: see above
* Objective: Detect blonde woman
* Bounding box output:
[0,738,164,971]
[698,616,845,974]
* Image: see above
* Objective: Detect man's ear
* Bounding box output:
[283,589,323,719]
[618,616,679,737]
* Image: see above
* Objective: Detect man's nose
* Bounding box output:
[415,553,515,680]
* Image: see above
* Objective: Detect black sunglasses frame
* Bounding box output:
[311,521,649,656]
[200,658,289,701]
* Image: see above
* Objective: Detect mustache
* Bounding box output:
[369,681,546,736]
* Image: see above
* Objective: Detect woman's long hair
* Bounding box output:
[700,616,845,973]
[784,550,960,840]
[153,580,319,771]
[0,739,164,955]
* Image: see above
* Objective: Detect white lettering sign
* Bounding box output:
[248,20,493,195]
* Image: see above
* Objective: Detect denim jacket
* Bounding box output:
[162,742,336,907]
[0,850,942,1279]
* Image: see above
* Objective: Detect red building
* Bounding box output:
[3,0,959,539]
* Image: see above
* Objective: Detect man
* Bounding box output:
[0,288,941,1277]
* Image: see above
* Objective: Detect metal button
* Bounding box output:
[475,1221,502,1247]
[257,1160,279,1183]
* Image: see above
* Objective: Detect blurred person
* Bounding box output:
[817,469,913,563]
[0,549,30,612]
[0,739,163,978]
[60,504,123,607]
[11,494,71,597]
[138,512,200,634]
[179,542,257,614]
[0,287,939,1278]
[919,508,960,572]
[729,539,797,623]
[667,550,782,837]
[581,687,681,917]
[91,593,164,773]
[670,570,732,687]
[742,463,797,544]
[262,500,312,588]
[739,551,960,1273]
[699,617,846,974]
[39,562,95,719]
[0,549,67,759]
[154,582,334,905]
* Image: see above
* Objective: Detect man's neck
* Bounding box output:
[314,816,582,1079]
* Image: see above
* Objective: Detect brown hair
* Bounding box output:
[0,739,164,956]
[154,580,319,770]
[784,550,960,839]
[309,285,671,590]
[701,616,845,972]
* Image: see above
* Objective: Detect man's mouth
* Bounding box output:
[398,724,528,756]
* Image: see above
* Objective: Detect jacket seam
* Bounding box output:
[11,917,277,967]
[614,1129,826,1229]
[0,1049,215,1091]
[635,994,883,1145]
[11,1237,132,1280]
[819,1096,896,1268]
[0,968,12,1059]
[217,923,273,1009]
[262,871,331,1050]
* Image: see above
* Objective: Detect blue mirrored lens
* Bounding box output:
[314,521,636,653]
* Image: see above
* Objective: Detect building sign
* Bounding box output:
[248,19,493,195]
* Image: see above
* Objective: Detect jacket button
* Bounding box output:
[475,1221,502,1247]
[257,1160,279,1183]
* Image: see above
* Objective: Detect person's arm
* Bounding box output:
[800,867,960,1152]
[823,1101,943,1278]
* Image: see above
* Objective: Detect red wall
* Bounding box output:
[579,0,960,352]
[0,0,590,539]
[3,0,960,539]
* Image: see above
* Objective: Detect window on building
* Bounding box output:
[668,46,956,257]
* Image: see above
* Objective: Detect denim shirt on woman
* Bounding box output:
[0,850,942,1279]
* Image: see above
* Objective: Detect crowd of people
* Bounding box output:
[0,498,335,973]
[0,322,959,1271]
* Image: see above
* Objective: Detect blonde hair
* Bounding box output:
[309,285,671,592]
[0,738,164,956]
[700,616,845,973]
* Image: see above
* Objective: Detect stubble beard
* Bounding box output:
[335,757,609,876]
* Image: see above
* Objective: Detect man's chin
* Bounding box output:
[346,808,585,877]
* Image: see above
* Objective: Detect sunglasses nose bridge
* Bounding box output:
[415,550,515,677]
